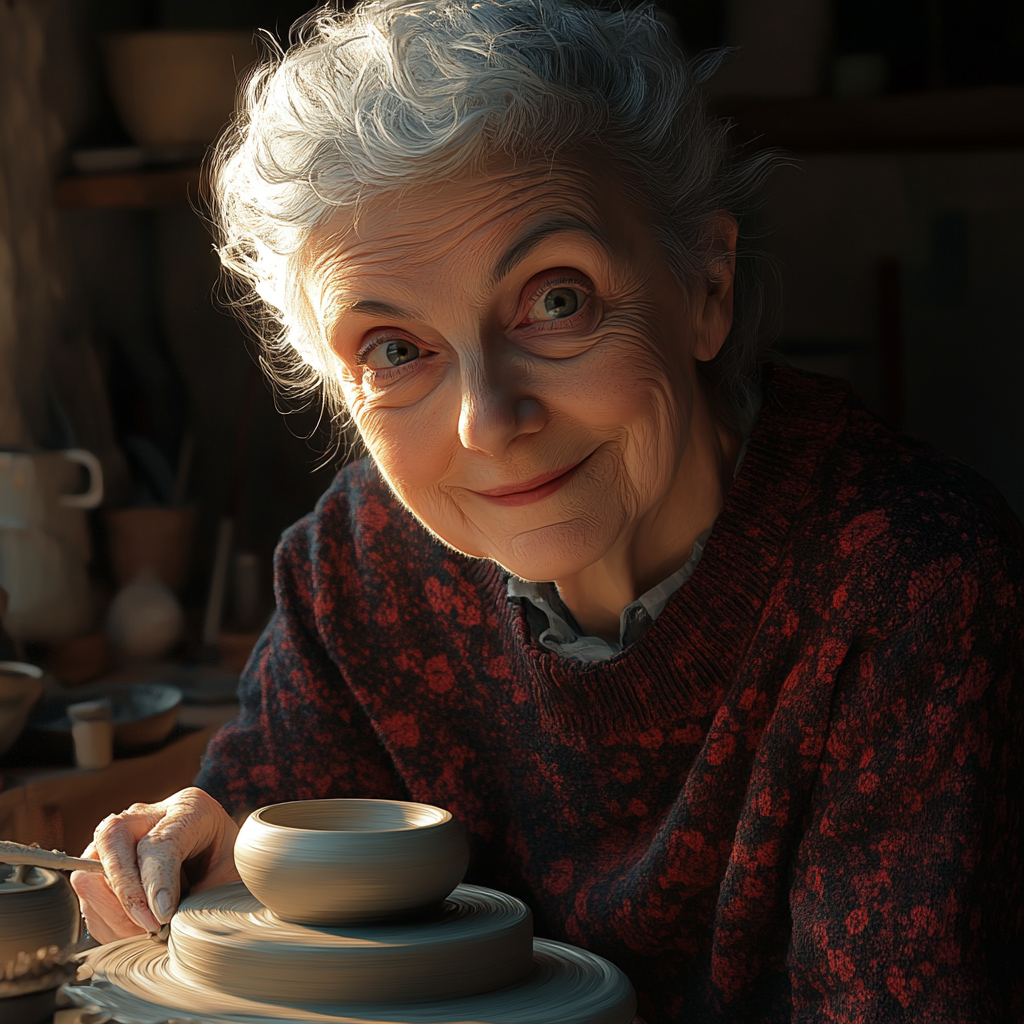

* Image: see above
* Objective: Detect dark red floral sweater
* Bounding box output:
[196,366,1023,1023]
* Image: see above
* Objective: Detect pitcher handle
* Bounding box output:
[60,449,104,509]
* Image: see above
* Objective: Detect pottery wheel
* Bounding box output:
[169,882,534,1003]
[66,934,636,1024]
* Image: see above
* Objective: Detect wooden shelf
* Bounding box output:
[52,87,1023,209]
[712,86,1024,153]
[55,163,202,209]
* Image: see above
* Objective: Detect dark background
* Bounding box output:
[4,0,1023,640]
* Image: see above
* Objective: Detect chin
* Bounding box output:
[492,519,617,583]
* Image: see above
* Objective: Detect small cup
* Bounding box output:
[68,699,114,770]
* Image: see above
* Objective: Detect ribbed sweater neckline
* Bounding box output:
[479,365,850,734]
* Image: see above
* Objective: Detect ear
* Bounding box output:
[692,212,739,362]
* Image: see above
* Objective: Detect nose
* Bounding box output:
[457,351,545,457]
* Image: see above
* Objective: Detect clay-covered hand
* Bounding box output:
[70,786,241,943]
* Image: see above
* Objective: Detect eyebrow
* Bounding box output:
[489,217,611,287]
[341,298,421,321]
[335,216,609,322]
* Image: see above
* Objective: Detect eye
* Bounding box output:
[362,337,422,369]
[525,285,586,324]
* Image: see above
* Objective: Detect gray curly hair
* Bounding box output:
[211,0,779,428]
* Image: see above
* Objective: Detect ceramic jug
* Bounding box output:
[0,450,103,642]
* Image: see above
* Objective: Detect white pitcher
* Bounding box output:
[0,449,103,642]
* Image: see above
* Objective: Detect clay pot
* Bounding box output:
[0,663,44,757]
[0,450,103,643]
[234,799,470,925]
[106,573,184,660]
[105,506,197,594]
[0,866,80,971]
[102,32,256,146]
[44,633,113,686]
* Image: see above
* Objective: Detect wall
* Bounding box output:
[0,0,92,448]
[762,151,1024,517]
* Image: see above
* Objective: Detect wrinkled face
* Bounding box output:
[314,160,707,582]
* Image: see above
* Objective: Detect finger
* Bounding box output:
[92,807,165,933]
[138,789,230,924]
[71,868,145,944]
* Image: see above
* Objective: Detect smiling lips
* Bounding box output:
[474,456,589,507]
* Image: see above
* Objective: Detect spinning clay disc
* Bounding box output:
[169,883,534,1003]
[66,935,636,1024]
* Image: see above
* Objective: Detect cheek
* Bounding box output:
[552,336,689,502]
[349,397,456,499]
[546,335,682,434]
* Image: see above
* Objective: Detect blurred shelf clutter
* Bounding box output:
[0,11,269,871]
[0,6,313,806]
[53,0,1024,208]
[55,163,202,209]
[668,0,1023,96]
[55,86,1024,214]
[712,87,1024,152]
[0,726,216,856]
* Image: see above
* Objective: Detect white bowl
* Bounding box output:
[0,662,44,757]
[102,31,256,146]
[233,799,470,925]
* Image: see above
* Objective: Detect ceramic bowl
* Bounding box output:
[0,663,45,757]
[30,682,181,755]
[102,31,256,146]
[234,799,470,925]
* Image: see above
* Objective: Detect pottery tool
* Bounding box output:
[0,840,103,874]
[0,841,170,941]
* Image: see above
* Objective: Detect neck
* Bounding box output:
[553,385,740,641]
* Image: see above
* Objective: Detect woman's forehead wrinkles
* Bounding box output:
[315,167,615,322]
[334,164,606,256]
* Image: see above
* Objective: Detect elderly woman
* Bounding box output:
[72,0,1023,1020]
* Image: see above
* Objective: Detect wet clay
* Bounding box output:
[62,800,636,1023]
[169,883,534,1003]
[66,931,637,1024]
[234,799,470,924]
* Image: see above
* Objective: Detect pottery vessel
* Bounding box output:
[105,506,197,593]
[30,681,182,755]
[0,449,103,643]
[0,866,80,970]
[102,31,256,146]
[0,663,44,757]
[234,799,470,925]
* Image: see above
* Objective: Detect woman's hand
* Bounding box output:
[70,787,241,944]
